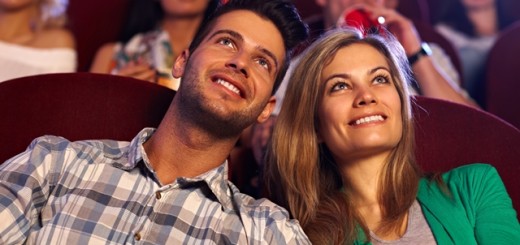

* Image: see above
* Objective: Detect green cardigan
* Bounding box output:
[355,164,520,244]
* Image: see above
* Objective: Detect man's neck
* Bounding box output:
[143,104,239,185]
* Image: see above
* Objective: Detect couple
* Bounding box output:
[0,0,518,244]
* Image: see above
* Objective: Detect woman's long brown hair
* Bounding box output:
[264,28,421,244]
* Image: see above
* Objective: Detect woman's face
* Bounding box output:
[161,0,209,17]
[317,43,402,162]
[316,0,399,24]
[0,0,38,12]
[461,0,495,10]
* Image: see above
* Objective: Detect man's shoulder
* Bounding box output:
[28,135,127,153]
[227,182,289,216]
[228,185,310,244]
[13,135,130,165]
[239,194,291,217]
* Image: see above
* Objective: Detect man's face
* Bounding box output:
[173,10,284,137]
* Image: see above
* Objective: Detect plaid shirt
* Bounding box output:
[0,128,309,244]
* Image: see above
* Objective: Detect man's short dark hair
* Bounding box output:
[188,0,309,94]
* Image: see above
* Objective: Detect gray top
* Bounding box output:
[370,200,437,244]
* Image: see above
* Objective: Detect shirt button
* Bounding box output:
[155,191,162,200]
[134,232,141,241]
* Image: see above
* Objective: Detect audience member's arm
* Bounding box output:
[90,43,156,83]
[90,43,116,73]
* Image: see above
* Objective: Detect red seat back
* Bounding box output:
[485,21,520,129]
[414,96,520,212]
[67,0,130,71]
[0,73,175,163]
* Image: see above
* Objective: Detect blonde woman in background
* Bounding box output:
[0,0,76,82]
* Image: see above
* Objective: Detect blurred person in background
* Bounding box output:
[435,0,518,106]
[291,0,477,108]
[0,0,76,82]
[90,0,219,90]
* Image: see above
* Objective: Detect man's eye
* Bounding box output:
[257,58,270,70]
[218,38,234,47]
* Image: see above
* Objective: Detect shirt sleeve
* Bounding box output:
[429,42,461,86]
[262,206,311,245]
[237,196,310,245]
[470,164,520,243]
[0,136,65,244]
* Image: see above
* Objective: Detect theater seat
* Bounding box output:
[397,0,430,24]
[485,20,520,129]
[67,0,130,71]
[0,73,175,163]
[413,96,520,213]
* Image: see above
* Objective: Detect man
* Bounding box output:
[0,0,309,244]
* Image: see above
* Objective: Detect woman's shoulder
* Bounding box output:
[439,163,502,185]
[32,27,76,49]
[420,164,500,193]
[444,163,496,178]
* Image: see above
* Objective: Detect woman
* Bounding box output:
[90,0,219,90]
[0,0,76,82]
[264,28,519,244]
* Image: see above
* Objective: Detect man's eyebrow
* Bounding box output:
[209,29,280,70]
[209,29,244,43]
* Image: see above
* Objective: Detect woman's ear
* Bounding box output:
[172,50,189,78]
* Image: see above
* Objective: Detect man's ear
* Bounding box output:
[256,96,276,123]
[172,50,190,78]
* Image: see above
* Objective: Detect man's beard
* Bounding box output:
[177,62,270,139]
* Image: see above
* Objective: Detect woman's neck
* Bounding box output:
[161,15,204,58]
[0,11,35,43]
[339,153,388,206]
[339,152,411,238]
[467,4,498,36]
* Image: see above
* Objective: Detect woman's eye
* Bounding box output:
[331,82,349,92]
[374,75,389,84]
